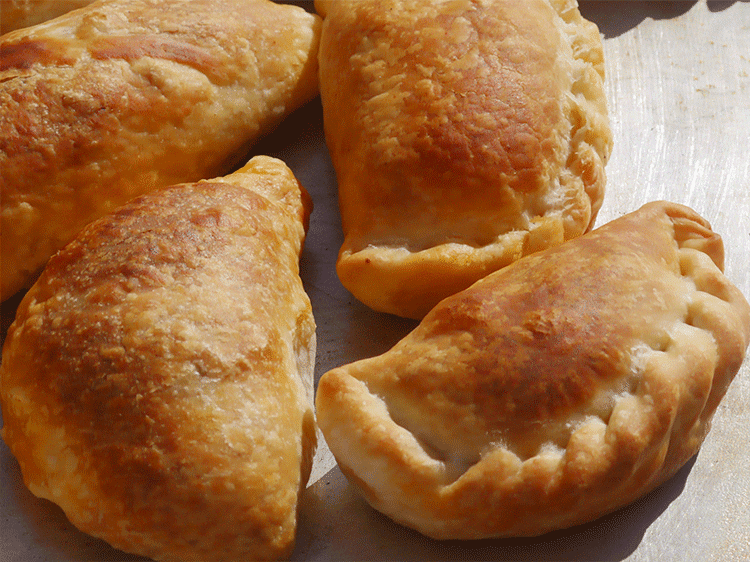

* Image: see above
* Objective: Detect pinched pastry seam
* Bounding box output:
[331,0,613,318]
[319,204,750,538]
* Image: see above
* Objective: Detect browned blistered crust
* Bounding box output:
[316,0,612,319]
[1,156,316,561]
[316,201,750,539]
[0,0,321,301]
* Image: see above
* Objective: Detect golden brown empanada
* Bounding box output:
[316,201,750,539]
[316,0,612,319]
[0,0,96,34]
[0,156,316,560]
[0,0,321,301]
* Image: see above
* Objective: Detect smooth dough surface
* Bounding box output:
[316,0,612,318]
[0,156,316,561]
[0,0,321,301]
[316,201,750,539]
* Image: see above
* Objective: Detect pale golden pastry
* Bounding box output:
[316,201,750,539]
[0,0,96,34]
[0,156,316,560]
[0,0,321,301]
[316,0,612,319]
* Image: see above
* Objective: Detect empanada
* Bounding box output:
[316,0,612,319]
[316,201,750,539]
[0,156,316,560]
[0,0,321,301]
[0,0,96,34]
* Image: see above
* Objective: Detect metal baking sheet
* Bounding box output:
[1,1,749,560]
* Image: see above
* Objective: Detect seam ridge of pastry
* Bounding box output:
[316,200,750,539]
[553,0,612,233]
[321,0,613,319]
[370,335,678,481]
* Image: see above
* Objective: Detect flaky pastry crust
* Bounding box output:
[0,0,321,300]
[316,0,612,318]
[0,156,316,560]
[316,201,750,539]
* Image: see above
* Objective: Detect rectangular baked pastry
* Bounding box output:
[0,0,321,301]
[316,0,612,318]
[315,201,750,539]
[0,156,316,560]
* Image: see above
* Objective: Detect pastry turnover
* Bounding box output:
[0,0,96,34]
[0,0,321,301]
[316,0,612,319]
[316,201,750,539]
[0,156,316,560]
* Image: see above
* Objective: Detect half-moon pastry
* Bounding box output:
[0,0,96,34]
[316,0,612,319]
[0,0,321,301]
[0,156,316,560]
[316,201,750,539]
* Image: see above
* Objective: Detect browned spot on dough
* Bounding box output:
[0,39,76,71]
[407,233,645,431]
[91,35,231,84]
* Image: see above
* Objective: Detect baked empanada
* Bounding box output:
[0,156,316,560]
[0,0,321,301]
[316,0,612,319]
[316,201,750,539]
[0,0,96,34]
